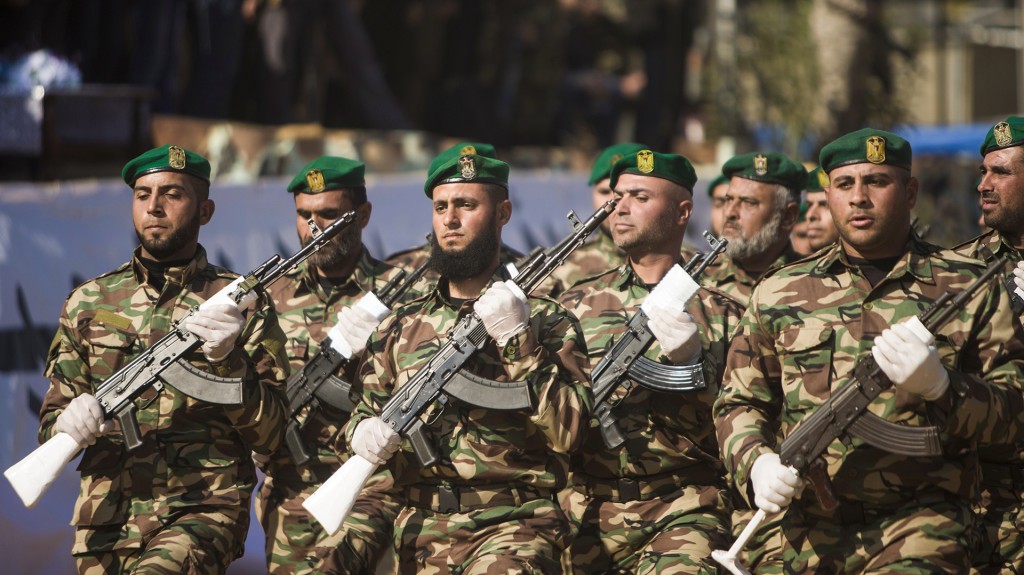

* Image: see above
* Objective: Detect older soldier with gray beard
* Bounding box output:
[703,152,807,304]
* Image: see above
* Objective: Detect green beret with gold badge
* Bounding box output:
[806,165,829,192]
[721,151,807,193]
[706,173,729,197]
[589,142,646,185]
[428,141,498,176]
[424,154,510,198]
[818,128,912,174]
[122,144,211,186]
[980,116,1024,156]
[287,156,365,194]
[609,149,697,191]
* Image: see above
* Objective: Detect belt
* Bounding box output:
[573,469,718,502]
[796,492,963,524]
[404,483,553,514]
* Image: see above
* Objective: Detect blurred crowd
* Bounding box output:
[0,0,702,151]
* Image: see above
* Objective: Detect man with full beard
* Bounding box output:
[952,116,1024,574]
[344,152,591,574]
[258,156,424,574]
[704,151,807,303]
[38,145,289,573]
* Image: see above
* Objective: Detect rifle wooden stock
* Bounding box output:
[4,432,81,508]
[303,454,378,535]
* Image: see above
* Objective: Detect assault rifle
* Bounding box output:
[283,258,430,466]
[713,254,1010,575]
[591,231,727,449]
[302,200,617,534]
[4,213,358,508]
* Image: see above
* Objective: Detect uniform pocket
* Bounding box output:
[777,326,834,407]
[80,311,139,375]
[165,442,245,508]
[72,443,129,527]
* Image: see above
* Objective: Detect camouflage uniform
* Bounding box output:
[557,263,742,574]
[715,236,1024,573]
[346,276,590,575]
[385,242,524,283]
[543,230,623,296]
[703,245,803,304]
[953,229,1024,575]
[259,251,421,574]
[39,246,289,575]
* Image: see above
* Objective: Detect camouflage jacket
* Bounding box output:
[385,242,524,284]
[265,248,422,483]
[715,235,1024,510]
[558,263,743,484]
[39,246,289,552]
[543,230,623,297]
[703,243,803,305]
[345,276,590,492]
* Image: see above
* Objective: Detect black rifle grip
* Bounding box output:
[285,420,312,466]
[116,406,143,452]
[596,406,626,449]
[406,419,439,467]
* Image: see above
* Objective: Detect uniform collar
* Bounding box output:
[815,233,935,285]
[289,245,381,296]
[130,244,208,286]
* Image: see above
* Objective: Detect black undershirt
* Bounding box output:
[846,255,901,287]
[138,256,192,291]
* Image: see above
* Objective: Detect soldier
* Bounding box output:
[952,116,1024,574]
[790,201,812,256]
[558,149,741,573]
[257,157,421,574]
[385,141,522,278]
[804,165,840,253]
[344,152,590,574]
[544,142,644,295]
[715,128,1024,573]
[704,151,806,303]
[38,145,289,574]
[707,173,730,237]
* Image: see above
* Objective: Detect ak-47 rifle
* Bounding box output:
[301,199,618,535]
[591,231,727,449]
[283,257,430,466]
[4,213,358,508]
[712,254,1010,575]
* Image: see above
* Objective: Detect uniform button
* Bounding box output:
[863,303,873,311]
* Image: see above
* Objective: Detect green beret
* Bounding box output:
[818,128,912,173]
[589,142,646,185]
[722,151,807,192]
[428,141,498,177]
[980,116,1024,156]
[707,173,729,196]
[424,154,510,198]
[609,149,697,192]
[797,200,809,223]
[122,144,211,186]
[806,166,829,192]
[287,156,365,194]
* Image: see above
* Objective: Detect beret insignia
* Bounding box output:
[637,150,654,174]
[994,122,1013,147]
[459,155,477,179]
[168,146,186,170]
[306,169,326,193]
[754,154,768,176]
[866,135,886,164]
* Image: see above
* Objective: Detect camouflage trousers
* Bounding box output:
[970,487,1024,575]
[782,496,972,574]
[731,504,785,574]
[393,491,570,575]
[73,507,246,575]
[256,471,400,575]
[560,483,731,574]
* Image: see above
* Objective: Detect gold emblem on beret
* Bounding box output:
[459,155,477,179]
[817,170,830,188]
[459,145,477,156]
[994,122,1013,147]
[609,153,624,170]
[754,154,768,176]
[306,169,326,193]
[637,150,654,174]
[866,135,886,164]
[168,146,186,170]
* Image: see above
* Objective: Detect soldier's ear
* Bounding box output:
[357,201,372,229]
[905,177,919,209]
[496,198,512,227]
[199,199,215,225]
[675,198,693,227]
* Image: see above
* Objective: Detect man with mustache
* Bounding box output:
[715,128,1024,573]
[38,145,289,574]
[707,173,730,237]
[804,165,840,253]
[704,151,807,303]
[257,157,424,574]
[557,149,742,573]
[952,116,1024,574]
[344,152,590,574]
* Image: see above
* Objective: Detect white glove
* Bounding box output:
[185,303,246,362]
[750,452,804,514]
[646,306,701,363]
[474,280,530,346]
[351,417,401,465]
[56,394,113,446]
[327,292,391,359]
[871,316,948,401]
[1012,262,1024,302]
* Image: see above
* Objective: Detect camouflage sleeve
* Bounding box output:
[220,296,290,455]
[342,314,400,452]
[713,293,783,507]
[38,297,90,443]
[938,282,1024,445]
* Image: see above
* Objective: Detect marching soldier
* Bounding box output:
[558,149,741,573]
[38,145,289,574]
[344,152,591,573]
[258,157,422,574]
[708,173,730,237]
[804,166,840,253]
[952,116,1024,574]
[715,128,1024,572]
